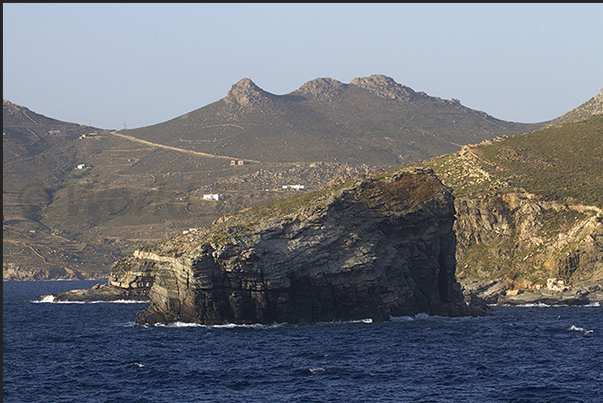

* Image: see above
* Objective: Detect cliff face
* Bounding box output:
[51,169,479,324]
[455,193,603,303]
[413,116,603,305]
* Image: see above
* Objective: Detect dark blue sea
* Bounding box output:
[3,280,603,403]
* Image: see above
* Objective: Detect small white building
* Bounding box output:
[203,194,225,201]
[77,164,86,169]
[282,185,307,191]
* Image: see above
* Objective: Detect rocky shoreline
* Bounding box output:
[463,279,603,306]
[42,276,603,308]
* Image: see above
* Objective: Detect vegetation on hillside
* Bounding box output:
[415,115,603,289]
[420,115,603,209]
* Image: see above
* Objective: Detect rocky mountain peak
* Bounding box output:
[225,78,271,106]
[296,77,347,100]
[549,88,603,126]
[594,88,603,108]
[3,99,26,115]
[350,74,416,101]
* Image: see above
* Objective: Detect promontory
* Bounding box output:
[46,168,486,325]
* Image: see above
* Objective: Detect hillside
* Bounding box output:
[124,75,543,166]
[414,115,603,301]
[3,101,377,279]
[549,88,603,126]
[4,77,546,280]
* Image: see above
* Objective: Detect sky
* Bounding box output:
[3,3,602,130]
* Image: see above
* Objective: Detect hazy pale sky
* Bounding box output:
[3,3,602,130]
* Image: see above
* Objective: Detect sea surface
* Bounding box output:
[3,280,603,403]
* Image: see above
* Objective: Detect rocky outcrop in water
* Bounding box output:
[48,169,486,324]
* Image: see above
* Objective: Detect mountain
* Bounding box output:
[413,115,603,304]
[123,75,543,166]
[0,77,580,281]
[549,88,603,126]
[3,101,122,279]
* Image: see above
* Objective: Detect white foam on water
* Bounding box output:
[496,302,602,308]
[513,303,553,307]
[102,300,150,304]
[390,315,415,322]
[32,298,149,304]
[391,313,443,321]
[309,368,325,375]
[568,325,593,334]
[153,321,285,329]
[353,318,373,324]
[164,322,204,328]
[317,318,374,325]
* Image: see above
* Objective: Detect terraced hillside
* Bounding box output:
[3,102,377,279]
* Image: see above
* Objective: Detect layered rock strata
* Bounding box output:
[49,169,484,324]
[454,193,603,305]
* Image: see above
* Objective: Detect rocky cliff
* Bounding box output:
[454,192,603,305]
[47,169,484,324]
[414,116,603,305]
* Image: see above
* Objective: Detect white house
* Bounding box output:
[282,185,307,191]
[203,194,225,201]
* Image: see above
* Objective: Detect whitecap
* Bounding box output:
[309,368,325,375]
[568,325,593,334]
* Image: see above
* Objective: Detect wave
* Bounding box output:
[390,313,445,321]
[494,302,602,308]
[568,325,594,335]
[317,318,373,325]
[32,297,149,304]
[153,318,374,329]
[153,321,287,329]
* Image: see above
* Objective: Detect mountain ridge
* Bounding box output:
[123,74,544,166]
[3,80,598,281]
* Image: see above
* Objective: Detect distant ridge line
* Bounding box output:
[110,131,260,163]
